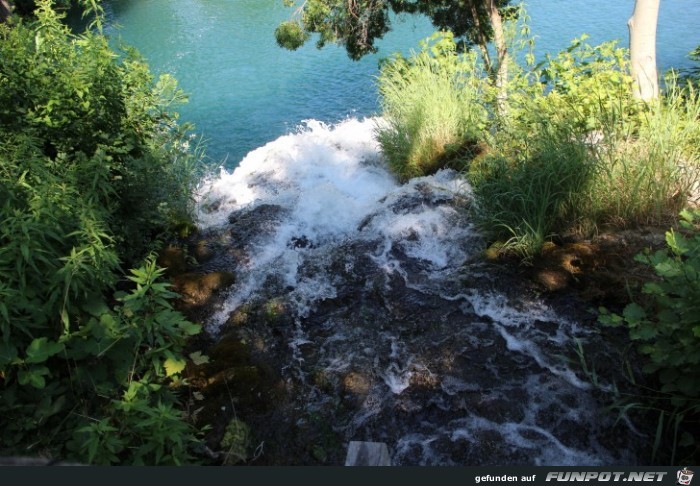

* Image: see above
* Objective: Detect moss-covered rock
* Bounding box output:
[172,271,235,308]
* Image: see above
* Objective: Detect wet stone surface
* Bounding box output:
[187,119,646,465]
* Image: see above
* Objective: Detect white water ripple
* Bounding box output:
[194,118,640,465]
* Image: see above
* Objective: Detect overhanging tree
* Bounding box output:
[275,0,513,110]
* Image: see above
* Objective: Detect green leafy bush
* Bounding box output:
[467,32,699,257]
[536,37,635,132]
[1,257,202,464]
[597,209,700,463]
[0,2,205,464]
[1,2,202,263]
[376,32,488,182]
[600,209,700,400]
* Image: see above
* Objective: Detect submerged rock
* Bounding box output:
[171,271,235,309]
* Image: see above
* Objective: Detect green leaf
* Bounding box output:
[164,357,186,377]
[178,320,201,336]
[0,342,18,366]
[656,309,679,323]
[82,296,110,317]
[60,308,70,331]
[630,325,658,340]
[25,337,64,364]
[188,351,209,365]
[18,366,50,389]
[623,303,646,323]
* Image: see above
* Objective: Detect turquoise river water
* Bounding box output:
[103,0,700,166]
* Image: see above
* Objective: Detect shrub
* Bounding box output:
[0,2,202,263]
[376,32,488,182]
[599,209,700,400]
[468,34,700,257]
[1,256,203,464]
[537,37,636,133]
[598,209,700,463]
[0,2,205,464]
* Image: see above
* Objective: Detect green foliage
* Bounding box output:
[376,32,487,181]
[535,37,635,132]
[221,418,251,465]
[600,209,700,400]
[379,17,699,258]
[678,45,700,87]
[1,256,203,464]
[277,0,512,60]
[596,209,700,463]
[470,125,593,258]
[274,20,309,51]
[466,32,700,257]
[0,2,205,464]
[0,3,202,264]
[585,81,700,229]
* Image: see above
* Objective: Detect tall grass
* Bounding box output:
[376,33,488,182]
[581,82,700,230]
[378,26,700,259]
[470,41,700,256]
[470,123,594,258]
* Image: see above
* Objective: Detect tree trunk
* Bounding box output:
[486,0,508,116]
[0,0,12,22]
[467,0,493,74]
[628,0,660,101]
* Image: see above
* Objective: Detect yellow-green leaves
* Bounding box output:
[188,351,209,366]
[164,357,186,377]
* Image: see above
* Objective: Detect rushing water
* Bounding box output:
[103,1,698,464]
[192,119,643,465]
[104,0,700,164]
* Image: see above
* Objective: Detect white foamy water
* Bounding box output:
[197,118,395,230]
[196,118,475,326]
[194,118,640,465]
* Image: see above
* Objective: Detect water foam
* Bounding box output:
[196,118,475,328]
[194,117,639,465]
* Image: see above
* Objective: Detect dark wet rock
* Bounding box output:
[182,172,648,465]
[289,235,315,249]
[157,245,188,275]
[208,334,251,368]
[343,372,372,396]
[193,239,216,263]
[228,203,286,236]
